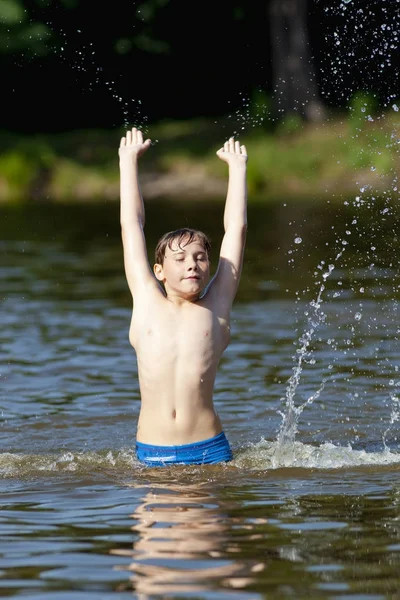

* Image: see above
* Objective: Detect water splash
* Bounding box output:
[46,22,148,130]
[383,393,400,450]
[222,90,272,137]
[236,439,400,471]
[276,258,341,449]
[321,2,400,108]
[0,449,137,479]
[273,0,400,458]
[2,441,400,478]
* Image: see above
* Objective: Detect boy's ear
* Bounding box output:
[153,263,164,281]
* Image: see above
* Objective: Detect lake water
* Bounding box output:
[1,198,400,599]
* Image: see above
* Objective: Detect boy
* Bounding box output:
[119,127,247,466]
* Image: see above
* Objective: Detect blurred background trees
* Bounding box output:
[1,0,399,202]
[268,0,326,122]
[1,0,398,133]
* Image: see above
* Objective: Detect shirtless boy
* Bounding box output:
[119,127,247,466]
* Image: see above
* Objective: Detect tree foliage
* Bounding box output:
[1,0,399,132]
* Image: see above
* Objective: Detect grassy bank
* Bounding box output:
[0,110,399,203]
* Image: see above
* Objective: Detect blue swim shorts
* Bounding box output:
[136,431,233,466]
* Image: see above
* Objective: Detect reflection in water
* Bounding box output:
[111,481,266,596]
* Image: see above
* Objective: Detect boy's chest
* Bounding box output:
[131,305,229,353]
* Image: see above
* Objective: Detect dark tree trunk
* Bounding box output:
[269,0,326,122]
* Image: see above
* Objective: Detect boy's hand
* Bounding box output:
[119,127,151,160]
[216,137,247,166]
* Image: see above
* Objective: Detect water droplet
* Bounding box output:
[393,104,399,112]
[355,312,362,321]
[294,237,302,244]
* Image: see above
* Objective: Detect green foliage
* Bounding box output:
[0,0,24,23]
[348,91,379,133]
[0,0,52,55]
[15,138,54,164]
[250,90,273,132]
[0,139,55,202]
[244,131,323,195]
[50,159,108,201]
[0,151,36,200]
[1,108,399,203]
[276,113,304,136]
[343,93,396,175]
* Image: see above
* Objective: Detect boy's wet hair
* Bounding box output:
[155,228,211,265]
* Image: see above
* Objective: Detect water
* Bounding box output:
[1,199,400,598]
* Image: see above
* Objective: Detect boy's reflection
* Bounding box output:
[111,481,266,596]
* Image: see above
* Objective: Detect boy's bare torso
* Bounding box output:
[119,127,247,449]
[130,289,230,445]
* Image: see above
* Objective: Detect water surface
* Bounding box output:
[1,198,400,598]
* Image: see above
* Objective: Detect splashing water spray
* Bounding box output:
[274,0,400,456]
[276,254,342,450]
[47,22,148,131]
[383,393,400,451]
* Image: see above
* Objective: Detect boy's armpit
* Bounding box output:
[130,278,165,312]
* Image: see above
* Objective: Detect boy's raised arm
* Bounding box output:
[209,137,248,308]
[119,127,156,298]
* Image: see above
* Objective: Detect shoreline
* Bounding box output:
[0,112,399,203]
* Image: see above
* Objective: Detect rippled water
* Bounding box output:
[1,199,400,598]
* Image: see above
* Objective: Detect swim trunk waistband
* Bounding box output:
[136,431,233,466]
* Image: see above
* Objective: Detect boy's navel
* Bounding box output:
[172,409,176,419]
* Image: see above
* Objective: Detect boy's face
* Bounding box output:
[154,236,210,300]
